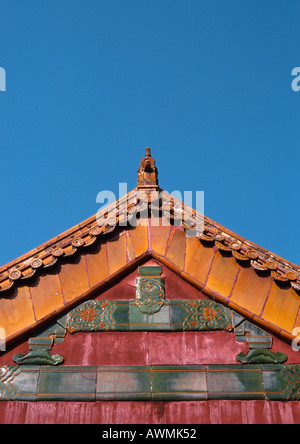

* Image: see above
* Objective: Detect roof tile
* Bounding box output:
[85,244,110,288]
[230,266,273,316]
[106,233,127,275]
[262,282,300,334]
[29,273,63,320]
[184,237,216,286]
[205,250,240,298]
[165,228,186,271]
[128,223,148,258]
[0,286,35,338]
[59,255,90,303]
[149,218,170,256]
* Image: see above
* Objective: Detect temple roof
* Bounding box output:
[0,148,299,347]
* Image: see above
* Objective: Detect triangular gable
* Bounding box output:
[0,205,299,348]
[0,148,299,348]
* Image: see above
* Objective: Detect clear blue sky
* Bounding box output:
[0,0,299,267]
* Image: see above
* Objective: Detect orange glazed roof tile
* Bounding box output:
[0,148,299,347]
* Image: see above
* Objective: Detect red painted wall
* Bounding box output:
[2,262,300,367]
[2,328,299,368]
[0,400,299,424]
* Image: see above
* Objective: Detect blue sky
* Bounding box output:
[0,0,299,267]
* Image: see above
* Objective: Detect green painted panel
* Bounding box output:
[263,364,300,401]
[169,302,187,331]
[170,300,232,331]
[38,366,97,401]
[96,366,151,400]
[136,276,165,315]
[29,338,53,351]
[206,365,265,400]
[151,365,207,400]
[138,266,162,276]
[1,364,300,401]
[67,300,129,332]
[0,365,39,401]
[129,301,171,330]
[66,299,235,333]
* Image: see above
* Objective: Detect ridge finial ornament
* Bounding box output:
[137,147,159,190]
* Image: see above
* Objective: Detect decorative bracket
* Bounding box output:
[136,266,165,315]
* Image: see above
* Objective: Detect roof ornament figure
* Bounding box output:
[137,147,159,190]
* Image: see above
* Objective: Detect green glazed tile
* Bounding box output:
[206,365,265,400]
[13,349,63,366]
[263,364,300,401]
[33,321,63,341]
[151,365,207,400]
[236,349,287,364]
[4,363,300,402]
[67,301,129,332]
[56,314,68,329]
[96,366,151,400]
[38,366,97,401]
[0,365,39,401]
[262,365,287,400]
[170,301,187,330]
[108,302,130,330]
[247,336,272,348]
[29,338,53,350]
[136,276,165,315]
[138,266,162,276]
[170,300,232,331]
[129,301,171,331]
